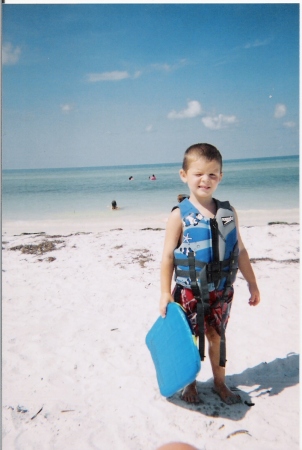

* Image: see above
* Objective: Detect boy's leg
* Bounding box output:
[174,286,201,403]
[181,380,200,404]
[206,325,241,404]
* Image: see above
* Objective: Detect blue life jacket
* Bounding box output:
[173,198,239,366]
[174,197,238,291]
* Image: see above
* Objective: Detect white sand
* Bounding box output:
[2,217,300,450]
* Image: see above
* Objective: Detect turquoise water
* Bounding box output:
[2,156,299,222]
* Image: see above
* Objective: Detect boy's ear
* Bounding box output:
[219,172,223,182]
[179,169,187,183]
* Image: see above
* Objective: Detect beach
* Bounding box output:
[2,214,300,450]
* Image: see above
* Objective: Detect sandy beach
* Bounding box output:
[2,215,300,449]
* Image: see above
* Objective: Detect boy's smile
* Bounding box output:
[179,157,222,201]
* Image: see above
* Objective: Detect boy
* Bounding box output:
[159,143,260,405]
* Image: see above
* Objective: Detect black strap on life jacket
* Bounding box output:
[174,258,232,281]
[185,243,238,367]
[218,288,229,367]
[188,250,210,361]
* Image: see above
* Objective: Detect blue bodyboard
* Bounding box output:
[145,302,201,397]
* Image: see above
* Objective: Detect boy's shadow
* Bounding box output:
[167,353,299,420]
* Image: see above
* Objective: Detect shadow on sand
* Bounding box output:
[167,353,299,420]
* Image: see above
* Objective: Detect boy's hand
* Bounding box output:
[159,293,174,318]
[248,281,260,306]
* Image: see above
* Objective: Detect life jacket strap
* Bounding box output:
[188,251,206,361]
[187,251,201,300]
[196,302,205,360]
[174,258,207,269]
[174,257,237,286]
[219,333,227,367]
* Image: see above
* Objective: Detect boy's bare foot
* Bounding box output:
[180,381,201,404]
[212,382,242,405]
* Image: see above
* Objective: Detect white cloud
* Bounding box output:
[86,71,130,82]
[202,114,237,130]
[145,125,153,132]
[274,103,287,119]
[86,59,186,83]
[60,104,74,113]
[133,70,142,79]
[168,100,202,119]
[151,59,188,73]
[244,38,272,49]
[2,42,21,65]
[151,63,171,72]
[283,121,296,128]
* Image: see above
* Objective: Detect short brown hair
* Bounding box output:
[182,143,222,172]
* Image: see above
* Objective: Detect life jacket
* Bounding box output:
[173,198,239,367]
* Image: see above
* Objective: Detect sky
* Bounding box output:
[2,3,300,170]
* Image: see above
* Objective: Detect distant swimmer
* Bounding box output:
[111,200,119,210]
[177,194,189,203]
[171,194,189,212]
[149,174,156,180]
[129,176,134,181]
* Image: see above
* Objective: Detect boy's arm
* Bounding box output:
[160,208,183,317]
[233,208,261,306]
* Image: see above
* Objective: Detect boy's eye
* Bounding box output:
[193,173,219,178]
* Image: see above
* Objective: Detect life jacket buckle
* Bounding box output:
[206,261,222,283]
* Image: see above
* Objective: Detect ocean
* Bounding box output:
[2,155,299,227]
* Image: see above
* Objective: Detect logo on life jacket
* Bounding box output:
[221,216,234,226]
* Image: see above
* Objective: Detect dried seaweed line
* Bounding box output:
[31,407,43,420]
[250,257,299,264]
[227,429,250,439]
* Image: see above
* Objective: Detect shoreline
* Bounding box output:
[2,208,299,235]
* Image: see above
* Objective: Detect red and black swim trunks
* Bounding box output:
[172,284,234,337]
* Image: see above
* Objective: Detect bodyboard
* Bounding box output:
[145,302,201,397]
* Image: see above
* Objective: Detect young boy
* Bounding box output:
[159,143,260,405]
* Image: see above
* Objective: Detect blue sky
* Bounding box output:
[2,3,299,170]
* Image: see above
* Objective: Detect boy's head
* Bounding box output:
[182,143,222,173]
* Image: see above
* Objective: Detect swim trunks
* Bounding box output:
[172,284,234,337]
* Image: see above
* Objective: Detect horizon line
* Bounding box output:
[2,153,299,172]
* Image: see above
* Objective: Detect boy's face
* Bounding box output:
[179,157,222,200]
